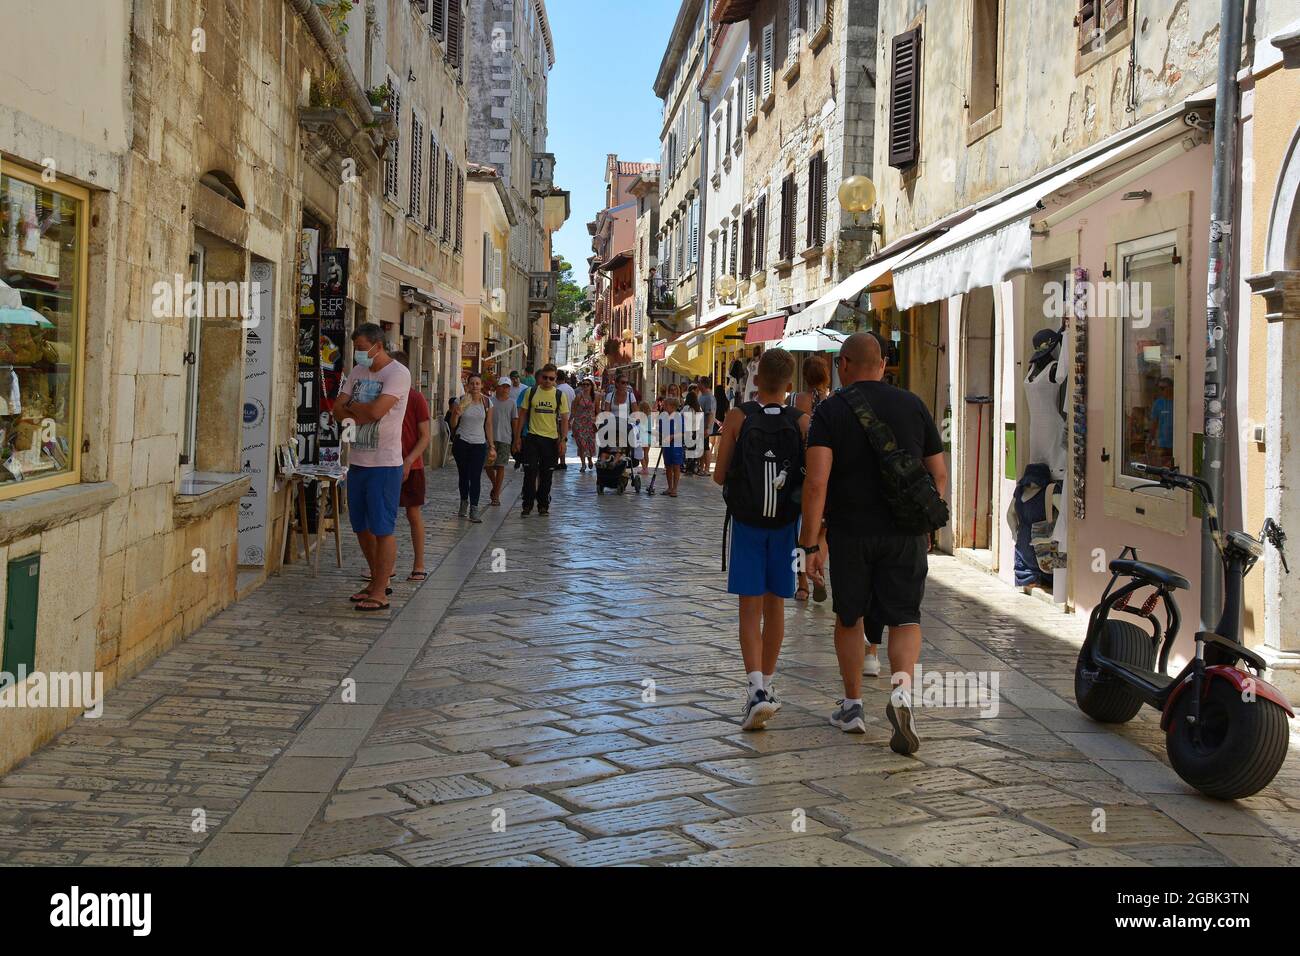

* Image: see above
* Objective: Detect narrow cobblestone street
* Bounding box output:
[1,461,1298,867]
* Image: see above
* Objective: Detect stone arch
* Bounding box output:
[1264,121,1300,272]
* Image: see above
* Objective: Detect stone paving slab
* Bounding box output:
[0,455,1297,867]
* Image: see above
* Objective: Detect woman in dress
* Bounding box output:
[571,378,598,472]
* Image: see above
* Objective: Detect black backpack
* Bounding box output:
[724,402,805,529]
[840,383,949,536]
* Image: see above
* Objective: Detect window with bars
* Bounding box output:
[779,175,796,262]
[409,116,424,219]
[755,193,767,271]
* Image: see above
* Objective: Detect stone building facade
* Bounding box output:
[466,0,566,372]
[0,0,383,772]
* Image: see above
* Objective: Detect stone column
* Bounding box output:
[1247,271,1300,670]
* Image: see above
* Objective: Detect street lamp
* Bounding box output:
[717,273,738,304]
[837,175,877,214]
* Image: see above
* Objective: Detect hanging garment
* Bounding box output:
[1024,359,1068,480]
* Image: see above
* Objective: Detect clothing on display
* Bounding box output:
[1006,462,1061,588]
[1024,352,1068,480]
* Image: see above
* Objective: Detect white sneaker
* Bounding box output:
[741,689,779,732]
[863,652,881,677]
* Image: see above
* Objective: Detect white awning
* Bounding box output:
[784,243,928,335]
[892,108,1192,311]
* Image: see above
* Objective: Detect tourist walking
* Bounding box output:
[571,378,598,471]
[334,323,410,613]
[659,395,685,497]
[451,373,494,523]
[800,333,947,751]
[488,378,517,506]
[791,354,833,607]
[713,348,807,731]
[513,363,569,517]
[555,371,576,469]
[697,376,717,475]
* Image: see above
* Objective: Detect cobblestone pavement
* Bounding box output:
[2,458,1299,866]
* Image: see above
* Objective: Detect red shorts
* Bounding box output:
[399,466,426,508]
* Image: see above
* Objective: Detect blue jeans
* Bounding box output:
[454,438,488,506]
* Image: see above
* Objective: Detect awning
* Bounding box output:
[777,328,848,353]
[663,310,755,377]
[744,312,787,344]
[892,108,1193,311]
[784,242,933,335]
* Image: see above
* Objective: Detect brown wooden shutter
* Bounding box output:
[742,210,754,275]
[888,29,921,169]
[432,0,445,41]
[1076,0,1097,44]
[447,1,463,73]
[1101,0,1125,28]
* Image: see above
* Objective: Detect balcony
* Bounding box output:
[531,152,556,196]
[648,276,676,316]
[528,271,557,311]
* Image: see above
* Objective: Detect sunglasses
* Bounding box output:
[541,375,556,381]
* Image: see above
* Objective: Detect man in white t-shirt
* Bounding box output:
[506,370,525,404]
[555,371,576,469]
[334,323,410,612]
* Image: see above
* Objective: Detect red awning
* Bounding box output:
[745,313,787,344]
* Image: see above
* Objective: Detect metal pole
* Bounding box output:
[1199,0,1245,629]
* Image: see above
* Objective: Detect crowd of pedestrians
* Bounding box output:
[333,329,946,759]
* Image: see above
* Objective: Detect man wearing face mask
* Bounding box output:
[334,323,410,612]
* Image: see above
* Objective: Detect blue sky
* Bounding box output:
[546,0,678,285]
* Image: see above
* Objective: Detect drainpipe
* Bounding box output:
[1199,0,1245,630]
[695,11,712,332]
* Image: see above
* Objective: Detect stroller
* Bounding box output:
[596,447,641,495]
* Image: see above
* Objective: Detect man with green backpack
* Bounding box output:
[800,333,948,753]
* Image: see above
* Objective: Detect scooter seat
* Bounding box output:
[1109,558,1190,591]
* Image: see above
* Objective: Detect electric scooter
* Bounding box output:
[1074,463,1294,799]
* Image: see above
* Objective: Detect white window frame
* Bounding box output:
[1102,193,1191,534]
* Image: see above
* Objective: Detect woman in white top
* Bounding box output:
[450,374,495,522]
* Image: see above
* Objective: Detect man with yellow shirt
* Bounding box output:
[512,363,570,517]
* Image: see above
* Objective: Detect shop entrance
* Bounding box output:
[958,286,996,554]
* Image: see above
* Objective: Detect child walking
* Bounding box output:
[712,349,807,731]
[660,396,686,497]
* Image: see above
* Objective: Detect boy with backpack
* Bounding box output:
[713,348,808,731]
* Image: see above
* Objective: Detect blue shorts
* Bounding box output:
[727,519,798,598]
[346,465,403,536]
[662,445,686,467]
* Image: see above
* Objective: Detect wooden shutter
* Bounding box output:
[1101,0,1125,29]
[730,222,739,277]
[888,29,920,169]
[746,54,758,119]
[443,154,454,241]
[755,193,767,270]
[385,83,402,200]
[428,136,438,230]
[690,200,699,266]
[409,116,423,219]
[742,210,754,276]
[447,0,463,73]
[779,175,796,261]
[431,0,445,41]
[1077,0,1097,45]
[455,170,464,251]
[761,24,775,101]
[788,0,802,62]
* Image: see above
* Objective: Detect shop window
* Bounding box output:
[0,166,86,498]
[1116,233,1178,486]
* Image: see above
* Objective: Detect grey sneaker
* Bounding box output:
[468,505,483,523]
[457,499,469,518]
[886,689,920,755]
[740,689,780,732]
[830,700,867,734]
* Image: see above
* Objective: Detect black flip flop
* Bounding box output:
[354,598,391,613]
[350,588,393,603]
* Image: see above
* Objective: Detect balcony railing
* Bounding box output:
[531,152,556,196]
[528,271,557,311]
[648,276,676,315]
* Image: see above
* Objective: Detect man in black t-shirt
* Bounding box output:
[799,333,947,753]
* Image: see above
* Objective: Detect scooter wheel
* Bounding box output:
[1074,620,1154,723]
[1165,679,1291,800]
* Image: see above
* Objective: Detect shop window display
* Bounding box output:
[0,168,83,494]
[1118,237,1177,482]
